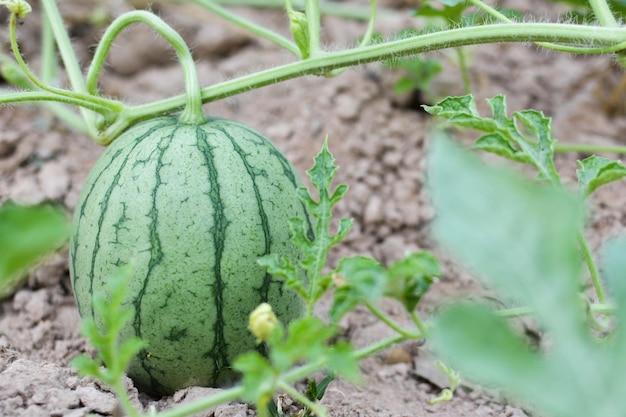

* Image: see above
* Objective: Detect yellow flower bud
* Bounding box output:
[1,0,32,19]
[249,303,278,344]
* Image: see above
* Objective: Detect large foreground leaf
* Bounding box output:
[0,203,69,299]
[427,135,626,417]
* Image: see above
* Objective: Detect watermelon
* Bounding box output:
[69,116,310,396]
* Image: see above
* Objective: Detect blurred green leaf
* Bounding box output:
[71,265,145,386]
[326,341,360,383]
[0,203,69,299]
[330,256,386,322]
[601,237,626,343]
[576,156,626,199]
[414,2,467,24]
[548,0,626,19]
[385,252,441,311]
[233,351,277,406]
[270,317,338,371]
[426,134,626,417]
[427,135,582,333]
[330,252,441,320]
[431,303,543,389]
[392,57,443,95]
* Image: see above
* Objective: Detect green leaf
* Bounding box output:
[600,237,626,343]
[270,317,337,371]
[576,156,626,199]
[0,203,69,299]
[330,252,441,319]
[330,256,386,322]
[0,59,35,90]
[288,10,310,59]
[431,303,543,392]
[413,2,468,24]
[390,55,443,95]
[326,341,360,383]
[473,134,531,163]
[233,351,277,405]
[309,373,335,401]
[385,251,442,311]
[258,254,307,299]
[307,138,339,198]
[427,134,583,335]
[424,95,560,184]
[426,134,626,417]
[72,265,145,386]
[260,139,352,310]
[293,138,353,307]
[393,77,417,95]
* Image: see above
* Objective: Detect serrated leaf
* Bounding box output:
[307,138,338,197]
[425,95,560,184]
[473,134,531,163]
[258,254,307,298]
[423,94,478,118]
[424,95,499,132]
[576,156,626,198]
[332,218,353,245]
[0,203,69,299]
[513,109,558,181]
[260,139,351,311]
[486,95,507,123]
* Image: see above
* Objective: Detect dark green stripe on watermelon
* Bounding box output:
[69,116,309,396]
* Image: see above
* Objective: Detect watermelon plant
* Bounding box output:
[3,0,626,416]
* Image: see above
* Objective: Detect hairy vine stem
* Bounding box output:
[115,23,626,142]
[4,0,626,144]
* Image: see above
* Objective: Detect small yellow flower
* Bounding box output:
[0,0,32,19]
[248,303,278,344]
[331,272,346,287]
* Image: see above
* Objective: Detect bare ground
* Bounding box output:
[2,1,626,416]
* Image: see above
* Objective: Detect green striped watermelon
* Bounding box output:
[69,116,310,396]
